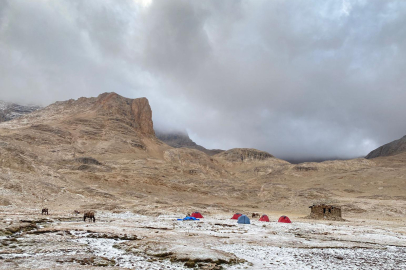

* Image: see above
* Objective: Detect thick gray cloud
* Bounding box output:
[1,0,406,160]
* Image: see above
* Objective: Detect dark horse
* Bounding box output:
[42,208,49,215]
[83,211,95,222]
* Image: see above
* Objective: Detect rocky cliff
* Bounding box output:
[366,135,406,159]
[93,92,155,136]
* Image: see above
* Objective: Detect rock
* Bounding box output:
[76,157,102,165]
[214,148,274,162]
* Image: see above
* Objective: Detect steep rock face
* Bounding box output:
[0,100,41,123]
[0,93,160,161]
[366,135,406,159]
[214,148,275,163]
[94,93,155,136]
[2,93,155,136]
[156,130,223,156]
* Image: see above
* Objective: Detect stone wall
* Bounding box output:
[307,204,344,221]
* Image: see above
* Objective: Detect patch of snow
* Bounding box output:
[70,231,187,269]
[219,244,406,269]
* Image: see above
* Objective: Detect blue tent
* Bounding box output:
[177,216,199,221]
[237,214,250,224]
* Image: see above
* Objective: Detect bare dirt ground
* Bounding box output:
[1,207,405,269]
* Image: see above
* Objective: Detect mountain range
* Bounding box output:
[0,93,405,220]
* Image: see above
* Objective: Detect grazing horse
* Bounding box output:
[42,208,49,215]
[252,212,260,218]
[83,211,95,222]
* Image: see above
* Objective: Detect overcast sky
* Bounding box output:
[1,0,406,161]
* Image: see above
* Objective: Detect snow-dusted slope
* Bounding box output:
[0,100,41,122]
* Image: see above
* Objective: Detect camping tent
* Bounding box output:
[278,216,292,223]
[177,216,199,221]
[237,214,250,224]
[191,212,203,218]
[231,213,242,220]
[259,214,270,222]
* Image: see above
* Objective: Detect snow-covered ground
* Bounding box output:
[1,211,405,269]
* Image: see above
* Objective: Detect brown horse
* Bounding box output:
[42,208,49,215]
[252,212,260,218]
[83,211,95,222]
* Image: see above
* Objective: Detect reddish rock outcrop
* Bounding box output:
[94,93,155,136]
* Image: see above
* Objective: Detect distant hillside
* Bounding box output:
[0,100,41,123]
[366,135,406,159]
[155,130,223,156]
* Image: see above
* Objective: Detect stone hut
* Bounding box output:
[308,204,343,221]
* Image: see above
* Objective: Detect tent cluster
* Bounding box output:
[177,211,292,224]
[178,212,204,221]
[231,213,292,224]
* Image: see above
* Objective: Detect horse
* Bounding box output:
[74,210,80,215]
[41,208,49,215]
[252,212,260,218]
[83,211,95,222]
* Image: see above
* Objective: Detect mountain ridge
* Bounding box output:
[366,135,406,159]
[155,130,223,156]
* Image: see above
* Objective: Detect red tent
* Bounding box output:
[278,216,291,223]
[231,213,242,220]
[191,212,203,218]
[259,214,270,222]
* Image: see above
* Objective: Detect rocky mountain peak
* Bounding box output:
[366,135,406,159]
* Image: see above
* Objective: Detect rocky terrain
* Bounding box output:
[156,130,223,156]
[0,92,405,269]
